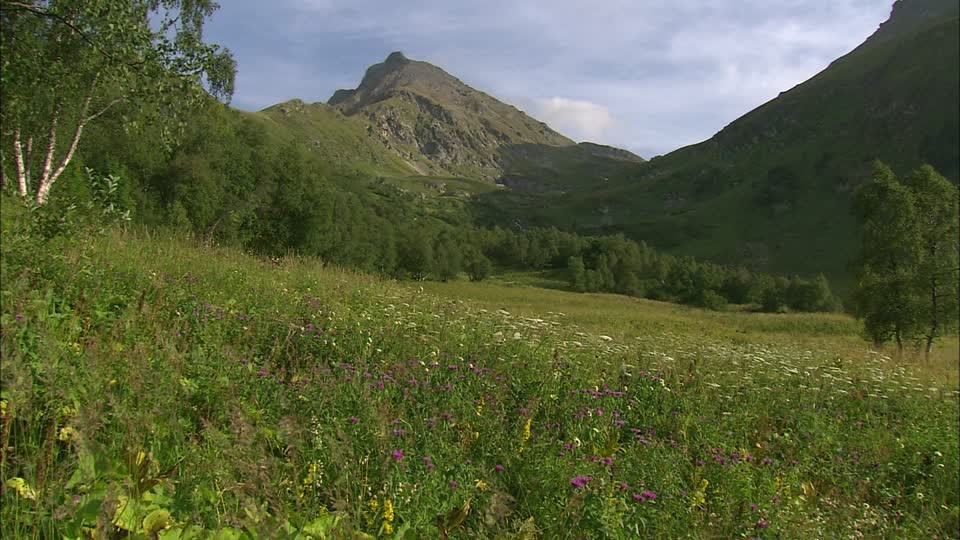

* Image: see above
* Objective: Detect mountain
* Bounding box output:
[471,0,960,290]
[327,51,576,178]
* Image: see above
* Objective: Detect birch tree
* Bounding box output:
[0,0,235,204]
[852,161,960,355]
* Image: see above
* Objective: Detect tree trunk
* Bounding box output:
[36,104,61,200]
[926,255,938,360]
[12,127,28,197]
[35,79,98,205]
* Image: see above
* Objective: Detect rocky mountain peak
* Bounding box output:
[325,52,576,178]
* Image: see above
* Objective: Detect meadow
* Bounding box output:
[1,216,957,538]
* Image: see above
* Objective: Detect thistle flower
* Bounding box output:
[570,475,591,488]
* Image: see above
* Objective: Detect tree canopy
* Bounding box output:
[0,0,235,203]
[852,161,959,353]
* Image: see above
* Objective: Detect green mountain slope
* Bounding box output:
[328,51,576,178]
[251,99,415,177]
[472,0,959,289]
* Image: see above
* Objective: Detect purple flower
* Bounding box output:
[449,480,458,489]
[601,457,614,467]
[258,369,269,377]
[348,416,360,424]
[391,449,404,461]
[15,314,24,321]
[633,489,658,502]
[570,475,591,488]
[495,464,505,472]
[755,518,769,529]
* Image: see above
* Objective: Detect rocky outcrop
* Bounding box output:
[327,52,577,178]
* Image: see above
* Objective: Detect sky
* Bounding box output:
[204,0,895,158]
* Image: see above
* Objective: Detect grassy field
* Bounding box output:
[1,218,957,538]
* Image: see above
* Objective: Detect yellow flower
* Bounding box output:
[383,523,393,535]
[522,418,532,442]
[383,499,394,523]
[474,479,488,491]
[7,477,37,500]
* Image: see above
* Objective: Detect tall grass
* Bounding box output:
[1,217,957,538]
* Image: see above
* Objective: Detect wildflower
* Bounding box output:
[570,475,591,488]
[449,480,458,489]
[391,449,404,461]
[495,464,505,472]
[348,416,360,424]
[755,518,769,528]
[7,478,36,500]
[383,499,394,523]
[633,490,657,502]
[258,369,269,377]
[15,314,24,321]
[601,457,614,467]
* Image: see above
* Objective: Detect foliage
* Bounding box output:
[852,161,960,352]
[0,0,235,203]
[1,215,957,538]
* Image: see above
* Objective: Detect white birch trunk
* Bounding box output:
[12,128,28,197]
[35,78,103,205]
[35,105,60,204]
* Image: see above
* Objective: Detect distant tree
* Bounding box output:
[1,0,235,204]
[721,268,758,304]
[695,289,727,311]
[398,228,434,281]
[567,255,586,292]
[464,248,492,282]
[852,162,959,353]
[901,165,959,354]
[760,276,790,313]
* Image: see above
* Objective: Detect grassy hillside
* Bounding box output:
[252,100,416,178]
[2,203,957,538]
[469,0,960,290]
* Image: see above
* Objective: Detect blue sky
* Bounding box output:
[204,0,894,158]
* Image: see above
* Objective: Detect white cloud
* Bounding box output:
[535,97,614,143]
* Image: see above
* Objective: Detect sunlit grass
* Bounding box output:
[2,225,957,538]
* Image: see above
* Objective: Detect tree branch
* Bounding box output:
[38,80,97,204]
[1,1,148,69]
[85,95,126,124]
